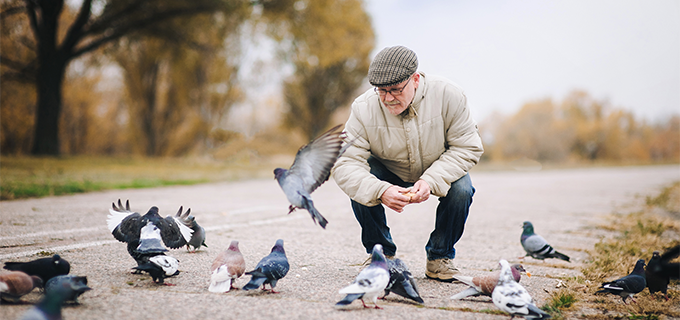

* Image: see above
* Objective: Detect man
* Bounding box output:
[332,45,483,282]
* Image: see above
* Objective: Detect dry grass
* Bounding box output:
[546,182,680,319]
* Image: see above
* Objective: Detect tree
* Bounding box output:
[261,0,374,139]
[0,0,249,156]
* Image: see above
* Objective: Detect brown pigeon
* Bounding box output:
[209,240,246,293]
[0,271,42,302]
[450,264,529,300]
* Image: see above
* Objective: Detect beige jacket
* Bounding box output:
[332,72,484,206]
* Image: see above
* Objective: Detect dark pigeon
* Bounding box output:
[0,271,42,303]
[383,258,423,304]
[3,254,70,285]
[45,275,91,303]
[336,244,390,309]
[175,206,207,253]
[132,255,180,286]
[521,221,570,262]
[243,239,289,293]
[596,259,647,304]
[274,124,353,229]
[18,277,76,320]
[106,199,193,268]
[645,245,679,300]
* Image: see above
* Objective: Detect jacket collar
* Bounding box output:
[400,71,426,119]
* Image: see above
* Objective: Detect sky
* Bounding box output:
[364,0,680,123]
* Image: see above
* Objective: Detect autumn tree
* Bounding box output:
[0,0,250,156]
[260,0,374,140]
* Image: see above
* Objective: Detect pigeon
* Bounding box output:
[175,206,207,252]
[336,244,390,309]
[382,258,423,304]
[18,277,76,320]
[107,199,193,267]
[209,240,246,293]
[274,124,353,229]
[521,221,570,262]
[451,263,529,300]
[45,275,91,303]
[596,259,647,304]
[492,259,551,319]
[243,239,289,293]
[3,254,70,285]
[133,255,180,285]
[646,245,679,300]
[0,271,42,303]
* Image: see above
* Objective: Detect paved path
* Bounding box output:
[1,165,678,319]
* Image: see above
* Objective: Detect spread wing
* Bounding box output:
[107,199,142,243]
[288,124,346,194]
[159,216,193,249]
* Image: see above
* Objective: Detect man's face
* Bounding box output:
[376,73,420,115]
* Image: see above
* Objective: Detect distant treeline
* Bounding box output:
[480,90,679,164]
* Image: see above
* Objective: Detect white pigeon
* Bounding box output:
[209,240,246,293]
[337,244,390,309]
[492,259,551,319]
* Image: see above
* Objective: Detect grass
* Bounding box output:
[547,181,680,319]
[0,155,290,200]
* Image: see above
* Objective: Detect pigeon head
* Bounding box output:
[632,259,646,276]
[31,276,43,288]
[370,244,388,268]
[271,239,285,254]
[273,168,287,180]
[52,255,71,274]
[521,221,534,235]
[510,263,530,281]
[228,240,240,252]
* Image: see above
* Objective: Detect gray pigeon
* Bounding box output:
[596,259,647,304]
[242,239,289,293]
[274,124,352,229]
[209,240,246,293]
[175,206,207,253]
[3,254,70,285]
[451,263,529,300]
[383,258,423,304]
[336,244,390,309]
[19,277,77,320]
[492,259,551,319]
[0,271,42,303]
[45,275,91,303]
[107,199,193,268]
[521,221,570,262]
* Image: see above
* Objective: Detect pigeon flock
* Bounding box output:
[2,125,678,319]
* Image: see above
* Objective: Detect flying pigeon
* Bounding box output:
[521,221,570,262]
[274,124,353,229]
[596,259,647,304]
[383,258,423,304]
[133,255,180,285]
[645,245,679,300]
[209,240,246,293]
[175,206,207,252]
[45,275,92,304]
[0,271,42,303]
[451,263,529,300]
[18,276,76,320]
[243,239,289,293]
[3,254,70,285]
[492,259,551,319]
[336,244,390,309]
[107,199,193,267]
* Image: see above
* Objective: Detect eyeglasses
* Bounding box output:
[374,76,412,97]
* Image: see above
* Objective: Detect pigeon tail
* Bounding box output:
[527,304,552,319]
[389,279,424,303]
[208,278,232,293]
[549,251,571,262]
[300,196,328,229]
[242,276,267,291]
[336,293,363,306]
[450,287,482,300]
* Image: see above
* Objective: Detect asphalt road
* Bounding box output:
[1,164,678,320]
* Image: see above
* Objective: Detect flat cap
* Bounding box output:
[368,46,418,87]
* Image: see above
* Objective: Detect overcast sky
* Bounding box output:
[364,0,680,123]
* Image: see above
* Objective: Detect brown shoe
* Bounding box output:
[425,258,461,283]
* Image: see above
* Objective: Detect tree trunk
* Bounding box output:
[31,59,66,155]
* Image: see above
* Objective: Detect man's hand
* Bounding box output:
[381,185,411,213]
[407,180,430,203]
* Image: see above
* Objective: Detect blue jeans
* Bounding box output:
[351,156,474,260]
